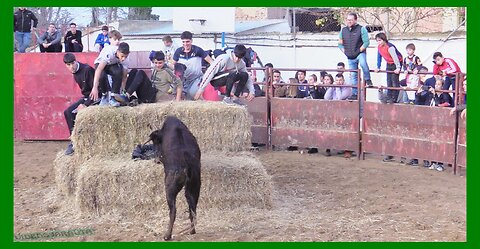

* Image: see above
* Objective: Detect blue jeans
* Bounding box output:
[184,76,203,100]
[15,31,32,53]
[348,52,371,96]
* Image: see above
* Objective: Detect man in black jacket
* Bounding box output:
[62,53,101,155]
[64,22,83,52]
[14,7,38,53]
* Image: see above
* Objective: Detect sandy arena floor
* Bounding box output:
[14,141,466,242]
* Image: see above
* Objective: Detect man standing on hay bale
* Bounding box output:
[90,31,130,107]
[171,31,213,100]
[193,44,255,105]
[123,51,183,103]
[62,53,100,155]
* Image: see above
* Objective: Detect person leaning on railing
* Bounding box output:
[271,70,287,97]
[449,79,467,120]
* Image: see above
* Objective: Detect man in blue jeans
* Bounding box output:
[14,7,38,53]
[338,12,372,100]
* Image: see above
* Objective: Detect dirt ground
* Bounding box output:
[14,141,466,242]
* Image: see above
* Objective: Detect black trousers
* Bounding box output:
[65,42,83,52]
[39,43,62,53]
[64,98,86,135]
[125,69,157,103]
[386,63,400,102]
[96,63,124,94]
[443,75,457,101]
[210,72,248,97]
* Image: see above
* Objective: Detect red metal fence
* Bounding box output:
[247,97,269,145]
[271,98,360,154]
[362,103,456,164]
[456,117,466,173]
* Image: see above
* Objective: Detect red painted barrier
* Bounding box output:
[14,52,99,140]
[270,98,360,152]
[14,51,150,140]
[363,102,456,164]
[456,117,466,173]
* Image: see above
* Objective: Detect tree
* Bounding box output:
[90,7,101,27]
[30,7,73,30]
[338,7,443,35]
[127,7,154,20]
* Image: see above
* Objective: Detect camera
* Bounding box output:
[421,85,431,91]
[420,85,431,97]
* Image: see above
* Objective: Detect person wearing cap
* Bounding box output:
[171,31,213,100]
[193,44,255,105]
[62,53,100,155]
[94,26,110,52]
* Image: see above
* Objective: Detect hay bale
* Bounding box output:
[71,152,272,219]
[72,101,252,162]
[54,152,80,196]
[75,158,163,218]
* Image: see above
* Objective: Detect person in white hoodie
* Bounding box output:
[193,44,255,105]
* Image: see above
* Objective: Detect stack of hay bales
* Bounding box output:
[54,101,273,220]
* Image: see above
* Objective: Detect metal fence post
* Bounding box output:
[267,67,273,150]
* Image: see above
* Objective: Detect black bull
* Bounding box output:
[148,116,201,241]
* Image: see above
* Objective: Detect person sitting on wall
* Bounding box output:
[94,25,110,52]
[64,22,83,52]
[37,23,62,53]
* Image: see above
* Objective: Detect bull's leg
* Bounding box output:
[185,176,201,235]
[163,173,184,241]
[184,191,197,235]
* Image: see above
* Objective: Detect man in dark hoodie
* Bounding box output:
[14,7,38,53]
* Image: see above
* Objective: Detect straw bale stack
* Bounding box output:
[54,101,273,220]
[55,152,272,219]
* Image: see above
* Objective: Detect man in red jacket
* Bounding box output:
[432,52,461,92]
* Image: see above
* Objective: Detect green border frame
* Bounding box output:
[4,1,477,247]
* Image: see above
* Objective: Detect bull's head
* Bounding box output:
[149,129,164,163]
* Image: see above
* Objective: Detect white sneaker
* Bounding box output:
[99,94,110,106]
[435,164,445,172]
[223,97,234,105]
